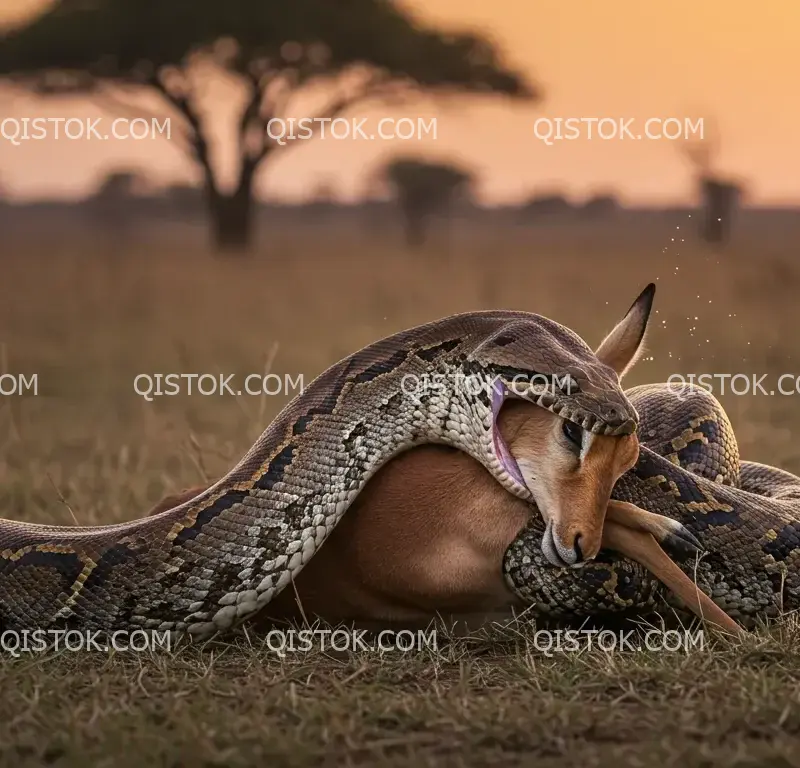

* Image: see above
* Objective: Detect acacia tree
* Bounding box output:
[0,0,536,253]
[381,157,473,247]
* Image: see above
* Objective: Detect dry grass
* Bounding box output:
[4,619,800,767]
[2,214,800,766]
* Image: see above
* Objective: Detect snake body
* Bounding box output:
[504,383,800,627]
[0,308,797,636]
[0,310,637,638]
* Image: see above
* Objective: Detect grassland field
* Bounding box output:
[1,213,800,766]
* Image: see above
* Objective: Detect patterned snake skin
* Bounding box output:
[0,307,796,637]
[504,383,800,628]
[0,310,638,638]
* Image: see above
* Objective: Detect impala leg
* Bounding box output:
[606,499,703,561]
[601,521,744,638]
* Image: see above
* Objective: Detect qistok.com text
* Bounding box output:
[400,372,578,403]
[667,374,800,397]
[530,628,705,656]
[134,373,305,401]
[262,628,438,657]
[1,629,172,657]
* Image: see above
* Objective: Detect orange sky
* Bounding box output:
[0,0,798,204]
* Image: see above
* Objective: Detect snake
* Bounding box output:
[0,304,797,638]
[504,382,800,627]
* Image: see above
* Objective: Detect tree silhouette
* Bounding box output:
[698,178,740,244]
[0,1,536,253]
[580,193,619,218]
[679,124,742,245]
[381,157,473,247]
[518,191,573,219]
[92,169,146,201]
[87,168,149,238]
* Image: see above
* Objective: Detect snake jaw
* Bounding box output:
[491,378,528,493]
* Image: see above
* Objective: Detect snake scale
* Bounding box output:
[0,295,798,637]
[505,382,800,627]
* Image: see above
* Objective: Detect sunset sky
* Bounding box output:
[0,0,797,204]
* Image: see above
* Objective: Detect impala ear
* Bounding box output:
[594,283,655,378]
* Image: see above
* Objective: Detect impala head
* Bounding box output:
[477,284,655,567]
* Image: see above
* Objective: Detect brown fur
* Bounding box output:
[146,398,742,636]
[511,405,639,563]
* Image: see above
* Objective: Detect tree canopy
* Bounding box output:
[0,0,538,250]
[0,1,534,96]
[381,156,474,246]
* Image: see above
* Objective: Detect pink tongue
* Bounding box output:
[491,379,526,487]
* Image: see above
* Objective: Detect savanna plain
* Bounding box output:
[1,213,800,767]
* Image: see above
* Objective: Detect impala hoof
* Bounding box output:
[660,523,704,561]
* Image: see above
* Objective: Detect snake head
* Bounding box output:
[482,285,656,568]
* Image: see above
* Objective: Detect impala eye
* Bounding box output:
[562,419,583,449]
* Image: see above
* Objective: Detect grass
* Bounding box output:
[2,214,800,765]
[4,617,800,767]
